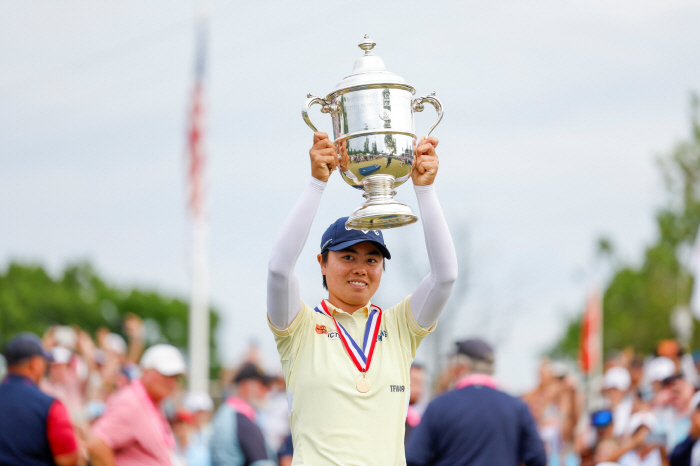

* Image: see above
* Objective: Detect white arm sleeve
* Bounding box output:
[410,184,459,328]
[267,177,326,329]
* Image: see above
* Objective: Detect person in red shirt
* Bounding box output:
[0,332,79,466]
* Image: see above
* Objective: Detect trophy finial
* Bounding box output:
[358,34,376,56]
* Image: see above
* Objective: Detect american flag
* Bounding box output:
[186,12,211,393]
[580,289,602,376]
[187,22,207,221]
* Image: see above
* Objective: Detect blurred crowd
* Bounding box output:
[519,340,700,466]
[2,316,700,466]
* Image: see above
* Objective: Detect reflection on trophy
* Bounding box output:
[302,34,443,230]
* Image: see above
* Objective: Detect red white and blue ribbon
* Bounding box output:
[315,300,382,373]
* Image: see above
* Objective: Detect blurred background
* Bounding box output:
[3,0,700,395]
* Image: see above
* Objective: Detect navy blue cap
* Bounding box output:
[3,332,52,366]
[320,217,391,259]
[455,338,494,363]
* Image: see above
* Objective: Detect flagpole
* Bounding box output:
[187,0,211,394]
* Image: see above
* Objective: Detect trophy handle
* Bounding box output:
[302,94,337,132]
[412,92,444,137]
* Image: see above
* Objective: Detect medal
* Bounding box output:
[356,376,371,393]
[316,301,382,393]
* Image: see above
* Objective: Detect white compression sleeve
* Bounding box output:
[267,177,326,329]
[410,184,459,328]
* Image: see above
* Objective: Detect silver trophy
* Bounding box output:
[302,34,443,230]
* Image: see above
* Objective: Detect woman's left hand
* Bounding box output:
[411,136,439,186]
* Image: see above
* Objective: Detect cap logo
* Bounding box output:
[345,225,380,236]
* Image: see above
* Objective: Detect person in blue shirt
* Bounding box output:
[405,338,546,466]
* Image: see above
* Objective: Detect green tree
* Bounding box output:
[551,95,700,358]
[0,261,220,374]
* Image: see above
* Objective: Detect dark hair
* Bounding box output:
[321,250,330,290]
[321,248,386,290]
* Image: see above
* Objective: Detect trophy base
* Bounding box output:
[345,174,419,230]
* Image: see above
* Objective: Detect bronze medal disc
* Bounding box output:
[356,377,371,393]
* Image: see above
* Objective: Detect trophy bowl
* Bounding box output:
[302,35,443,230]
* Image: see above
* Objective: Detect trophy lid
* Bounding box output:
[333,34,411,92]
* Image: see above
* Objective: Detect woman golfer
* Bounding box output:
[267,131,458,465]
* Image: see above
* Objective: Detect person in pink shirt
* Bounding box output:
[86,344,187,466]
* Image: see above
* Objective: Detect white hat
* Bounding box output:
[54,326,77,351]
[628,411,656,434]
[140,344,186,376]
[646,356,676,383]
[51,346,72,365]
[105,333,127,355]
[604,366,631,391]
[184,391,214,412]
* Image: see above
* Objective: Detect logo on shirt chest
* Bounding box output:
[377,329,388,342]
[315,324,339,340]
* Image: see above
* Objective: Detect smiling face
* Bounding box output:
[318,242,384,313]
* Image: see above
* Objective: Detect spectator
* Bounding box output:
[258,375,291,453]
[209,363,275,466]
[171,409,198,463]
[86,344,187,466]
[405,338,546,466]
[41,346,85,427]
[617,412,663,466]
[406,363,428,443]
[656,374,694,451]
[0,333,79,466]
[603,367,634,437]
[657,340,698,388]
[277,434,293,466]
[647,357,676,397]
[669,390,700,466]
[183,391,214,466]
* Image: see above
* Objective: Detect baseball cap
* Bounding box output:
[628,411,656,434]
[591,409,613,427]
[104,333,127,355]
[234,362,271,385]
[455,338,494,363]
[3,333,52,365]
[184,391,214,413]
[646,356,676,383]
[140,344,187,376]
[320,217,391,259]
[51,346,72,365]
[603,366,630,391]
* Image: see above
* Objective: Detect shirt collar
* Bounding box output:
[4,373,36,387]
[323,299,371,316]
[455,373,498,390]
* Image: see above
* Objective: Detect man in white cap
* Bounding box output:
[603,366,634,437]
[87,344,187,466]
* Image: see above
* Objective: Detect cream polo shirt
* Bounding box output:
[268,296,435,466]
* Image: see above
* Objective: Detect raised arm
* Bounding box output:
[409,137,458,329]
[267,132,337,329]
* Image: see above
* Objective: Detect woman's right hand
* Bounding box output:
[309,132,337,182]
